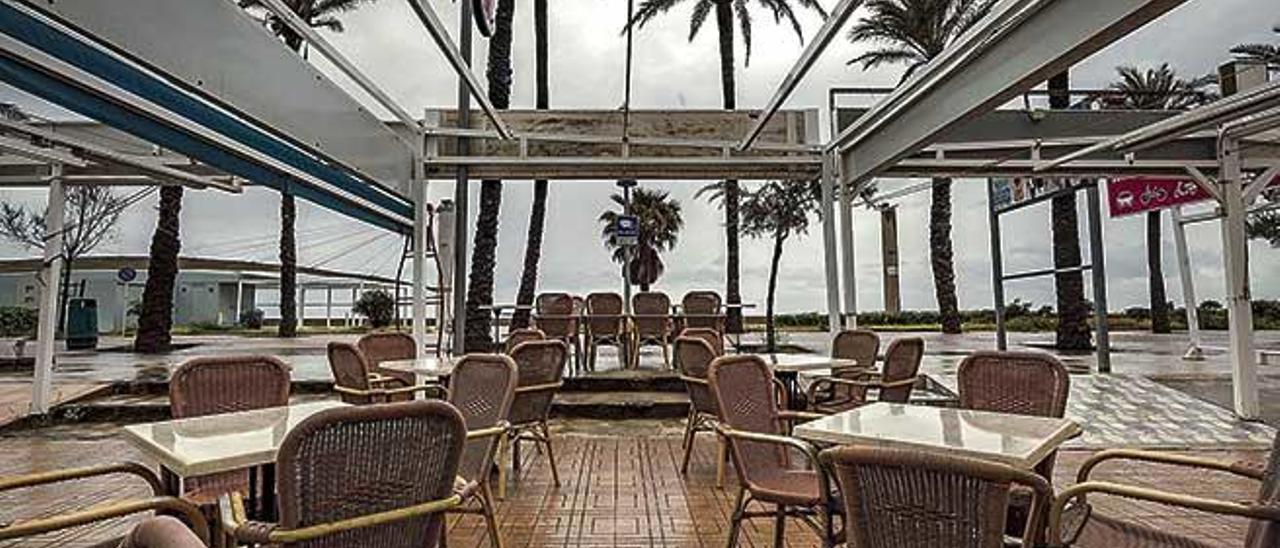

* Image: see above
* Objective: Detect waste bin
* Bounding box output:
[66,298,98,350]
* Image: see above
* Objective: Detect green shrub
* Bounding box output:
[239,308,265,329]
[353,290,396,328]
[0,306,36,337]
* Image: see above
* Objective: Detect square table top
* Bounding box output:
[122,401,347,477]
[378,356,456,378]
[759,353,861,373]
[793,402,1081,469]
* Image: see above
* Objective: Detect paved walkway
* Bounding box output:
[0,381,106,429]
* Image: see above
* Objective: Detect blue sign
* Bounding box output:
[615,215,639,245]
[117,267,137,283]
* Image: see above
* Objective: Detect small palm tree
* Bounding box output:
[599,188,684,292]
[1101,64,1213,335]
[1229,25,1280,72]
[627,0,828,334]
[739,181,820,352]
[846,0,994,333]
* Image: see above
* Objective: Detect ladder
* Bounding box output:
[393,204,449,354]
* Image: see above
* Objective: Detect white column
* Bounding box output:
[298,285,306,330]
[234,278,244,325]
[411,178,428,358]
[32,164,66,415]
[1219,136,1259,419]
[1170,207,1204,360]
[325,285,333,328]
[820,153,842,339]
[838,168,857,329]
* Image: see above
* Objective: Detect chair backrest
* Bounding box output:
[707,355,789,489]
[508,340,568,426]
[448,354,518,484]
[632,292,671,336]
[276,401,464,548]
[681,291,722,330]
[170,355,290,419]
[678,327,723,356]
[357,332,416,367]
[675,336,718,415]
[534,293,576,338]
[327,342,373,403]
[879,338,924,403]
[585,292,624,336]
[957,351,1069,418]
[504,328,545,354]
[822,445,1052,548]
[1247,431,1280,548]
[832,329,880,369]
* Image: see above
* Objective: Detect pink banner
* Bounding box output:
[1107,177,1210,218]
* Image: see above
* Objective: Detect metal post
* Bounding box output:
[234,278,243,326]
[987,180,1007,350]
[325,285,333,329]
[620,180,635,314]
[838,175,857,329]
[1086,183,1111,374]
[411,139,428,357]
[820,153,841,339]
[297,285,306,331]
[1170,206,1204,360]
[1219,135,1259,419]
[880,207,901,314]
[32,163,65,414]
[450,0,473,356]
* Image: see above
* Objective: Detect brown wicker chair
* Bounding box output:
[959,350,1070,544]
[0,462,210,546]
[822,445,1053,548]
[1047,430,1280,548]
[505,340,568,494]
[681,290,724,333]
[584,292,628,372]
[676,336,723,478]
[121,516,208,548]
[447,354,518,548]
[503,328,545,354]
[678,327,725,356]
[533,293,581,372]
[631,292,673,370]
[327,342,444,404]
[708,355,833,548]
[219,401,468,547]
[170,355,291,505]
[806,337,922,414]
[357,331,417,386]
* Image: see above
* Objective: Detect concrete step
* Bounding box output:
[552,391,689,420]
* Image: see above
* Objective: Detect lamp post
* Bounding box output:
[617,179,637,314]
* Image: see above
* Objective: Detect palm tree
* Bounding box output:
[133,185,183,352]
[463,0,517,352]
[599,188,684,292]
[1100,64,1214,335]
[628,0,828,334]
[239,0,377,338]
[1230,25,1279,72]
[1045,71,1092,350]
[846,0,994,334]
[510,0,550,330]
[739,181,819,352]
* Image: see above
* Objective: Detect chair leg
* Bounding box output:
[541,421,561,487]
[661,337,671,370]
[716,436,728,489]
[725,487,746,548]
[497,433,509,500]
[479,483,503,548]
[679,409,697,475]
[773,505,787,548]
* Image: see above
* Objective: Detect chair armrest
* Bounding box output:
[467,421,510,441]
[805,378,870,409]
[1077,449,1266,483]
[335,384,447,400]
[0,461,162,496]
[1047,481,1280,546]
[777,410,825,423]
[716,426,822,468]
[678,375,708,387]
[221,489,464,545]
[1,496,208,544]
[771,378,790,409]
[514,381,563,395]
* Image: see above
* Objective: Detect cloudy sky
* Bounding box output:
[1,0,1278,315]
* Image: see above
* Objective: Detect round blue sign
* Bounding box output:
[117,267,137,283]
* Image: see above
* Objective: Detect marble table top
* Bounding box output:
[378,356,457,378]
[794,402,1081,469]
[758,353,861,373]
[122,401,348,477]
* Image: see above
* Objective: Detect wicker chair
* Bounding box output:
[675,336,723,477]
[121,516,208,548]
[679,327,725,356]
[584,292,628,372]
[327,342,444,404]
[707,355,833,548]
[357,331,417,386]
[681,290,724,333]
[503,328,545,354]
[822,445,1053,548]
[806,337,922,414]
[220,401,468,547]
[170,355,291,505]
[1047,431,1280,547]
[0,462,210,546]
[631,292,673,370]
[505,340,568,494]
[959,350,1070,544]
[533,293,581,372]
[447,354,517,548]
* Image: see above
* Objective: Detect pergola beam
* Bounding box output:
[404,0,511,139]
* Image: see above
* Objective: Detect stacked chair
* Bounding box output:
[357,331,417,386]
[328,342,444,403]
[806,336,923,414]
[680,290,724,333]
[584,292,628,372]
[533,293,581,373]
[503,328,545,354]
[631,291,674,370]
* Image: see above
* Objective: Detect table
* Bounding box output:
[760,354,860,409]
[796,370,961,407]
[378,356,456,382]
[122,401,347,517]
[793,402,1081,469]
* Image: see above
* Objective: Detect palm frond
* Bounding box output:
[847,47,919,70]
[625,0,688,34]
[310,16,344,32]
[735,0,754,66]
[689,0,715,41]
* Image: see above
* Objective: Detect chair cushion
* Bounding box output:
[750,469,823,506]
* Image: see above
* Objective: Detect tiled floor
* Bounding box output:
[0,420,1268,548]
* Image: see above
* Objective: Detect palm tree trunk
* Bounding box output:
[278,192,297,337]
[464,0,516,351]
[511,0,550,330]
[1147,210,1171,333]
[929,178,961,333]
[57,256,72,337]
[1048,71,1091,350]
[765,230,786,353]
[134,185,183,352]
[714,0,743,334]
